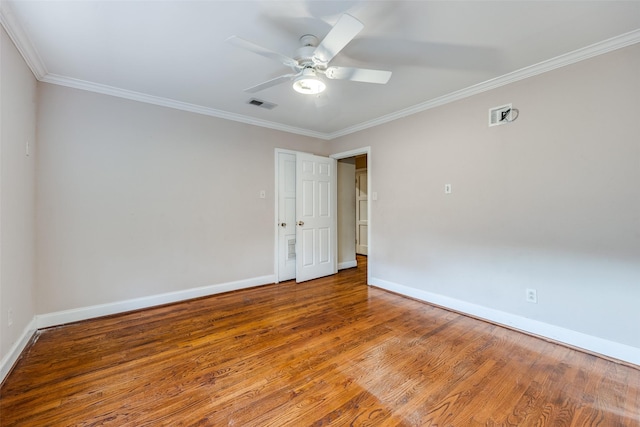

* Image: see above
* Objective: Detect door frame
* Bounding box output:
[330,146,372,284]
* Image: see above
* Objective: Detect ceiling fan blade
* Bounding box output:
[226,36,298,68]
[345,38,504,71]
[312,14,364,65]
[244,73,298,93]
[325,66,392,84]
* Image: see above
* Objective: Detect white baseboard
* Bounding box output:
[8,274,637,384]
[36,274,275,329]
[1,317,37,384]
[338,260,358,270]
[2,275,275,384]
[370,276,640,366]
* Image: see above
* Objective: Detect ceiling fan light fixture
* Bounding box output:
[292,69,326,94]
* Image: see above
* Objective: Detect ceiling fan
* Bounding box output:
[227,14,392,95]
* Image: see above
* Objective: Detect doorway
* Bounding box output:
[331,147,371,282]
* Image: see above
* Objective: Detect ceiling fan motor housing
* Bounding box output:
[295,47,317,68]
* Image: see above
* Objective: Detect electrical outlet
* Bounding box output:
[526,288,537,304]
[8,308,13,326]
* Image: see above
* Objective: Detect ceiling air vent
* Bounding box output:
[248,98,277,110]
[489,103,513,127]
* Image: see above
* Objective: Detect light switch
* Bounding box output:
[259,190,266,199]
[372,192,378,201]
[445,184,452,194]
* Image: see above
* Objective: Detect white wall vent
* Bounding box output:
[489,103,513,127]
[248,98,277,110]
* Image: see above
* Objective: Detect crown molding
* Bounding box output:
[326,29,640,140]
[40,74,329,140]
[0,0,47,79]
[3,1,639,141]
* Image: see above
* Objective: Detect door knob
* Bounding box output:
[280,222,286,227]
[297,221,304,226]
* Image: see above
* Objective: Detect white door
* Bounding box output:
[277,152,297,281]
[356,169,368,255]
[296,153,337,282]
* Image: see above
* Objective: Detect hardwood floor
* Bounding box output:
[2,256,639,426]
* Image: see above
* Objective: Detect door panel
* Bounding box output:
[319,181,330,217]
[302,180,314,216]
[319,227,330,263]
[296,153,337,282]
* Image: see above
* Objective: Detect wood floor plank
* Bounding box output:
[2,256,639,426]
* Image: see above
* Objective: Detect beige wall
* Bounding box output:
[330,44,640,349]
[0,28,37,364]
[3,23,639,368]
[35,84,325,314]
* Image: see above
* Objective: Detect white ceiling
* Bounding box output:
[2,1,640,139]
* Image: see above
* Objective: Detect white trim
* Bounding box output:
[2,274,273,382]
[325,29,640,140]
[40,30,640,141]
[1,317,37,383]
[39,74,329,140]
[338,260,358,270]
[36,274,275,329]
[329,147,371,160]
[0,1,47,79]
[4,2,638,142]
[369,277,640,366]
